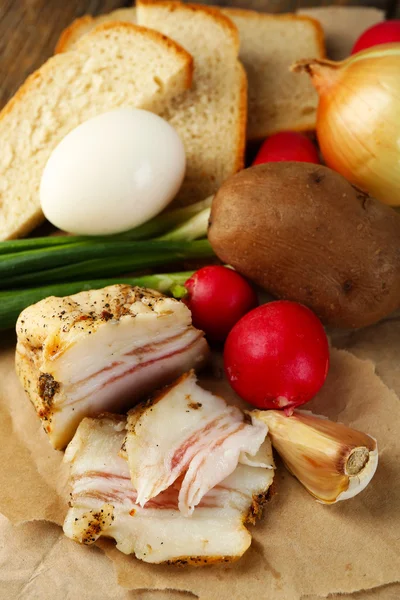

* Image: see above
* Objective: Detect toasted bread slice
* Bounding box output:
[222,8,325,140]
[0,22,192,240]
[55,5,324,142]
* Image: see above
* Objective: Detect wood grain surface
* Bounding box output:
[0,0,398,109]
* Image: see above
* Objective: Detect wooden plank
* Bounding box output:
[0,0,130,108]
[390,0,400,16]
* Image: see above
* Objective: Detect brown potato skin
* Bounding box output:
[208,162,400,329]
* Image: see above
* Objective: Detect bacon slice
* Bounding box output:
[63,415,275,564]
[124,371,272,516]
[16,285,209,449]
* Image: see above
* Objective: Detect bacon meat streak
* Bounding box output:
[124,371,273,516]
[63,414,275,564]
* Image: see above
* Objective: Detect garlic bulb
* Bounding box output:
[253,410,378,504]
[293,44,400,206]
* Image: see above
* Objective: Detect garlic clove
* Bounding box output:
[252,410,378,504]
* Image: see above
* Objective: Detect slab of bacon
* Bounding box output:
[16,285,209,450]
[63,414,274,564]
[124,371,273,516]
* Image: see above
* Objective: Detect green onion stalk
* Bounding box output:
[0,198,214,329]
[0,239,213,288]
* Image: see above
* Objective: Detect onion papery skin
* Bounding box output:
[294,44,400,206]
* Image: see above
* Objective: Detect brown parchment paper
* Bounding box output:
[331,312,400,396]
[1,6,400,600]
[1,337,400,600]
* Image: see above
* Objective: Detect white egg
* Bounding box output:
[40,108,186,235]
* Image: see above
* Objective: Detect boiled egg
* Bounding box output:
[40,108,186,235]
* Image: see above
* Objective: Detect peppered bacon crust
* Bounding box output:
[63,414,275,564]
[16,285,209,449]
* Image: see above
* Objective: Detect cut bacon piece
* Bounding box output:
[63,415,275,564]
[16,285,209,449]
[124,371,273,516]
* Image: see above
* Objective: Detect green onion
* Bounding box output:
[126,197,212,241]
[0,197,213,255]
[0,236,83,255]
[1,240,214,288]
[156,207,211,242]
[0,198,216,329]
[0,239,206,279]
[0,272,193,331]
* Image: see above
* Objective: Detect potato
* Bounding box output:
[208,162,400,329]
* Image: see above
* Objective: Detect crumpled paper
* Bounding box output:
[331,312,400,396]
[0,512,399,600]
[1,5,399,600]
[1,337,400,600]
[0,514,127,600]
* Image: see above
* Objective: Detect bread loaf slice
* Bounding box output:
[136,0,247,205]
[0,23,192,240]
[56,5,324,142]
[221,9,325,140]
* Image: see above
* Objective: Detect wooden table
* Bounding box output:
[0,0,398,109]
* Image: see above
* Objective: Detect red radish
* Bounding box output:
[183,266,258,341]
[224,301,329,412]
[352,21,400,54]
[252,131,320,166]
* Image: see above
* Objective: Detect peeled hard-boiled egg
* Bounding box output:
[40,108,186,235]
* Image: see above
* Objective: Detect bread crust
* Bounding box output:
[297,14,326,59]
[235,61,248,173]
[55,14,95,53]
[138,0,240,52]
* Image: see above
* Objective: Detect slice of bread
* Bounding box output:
[55,5,324,143]
[136,0,247,206]
[221,9,325,140]
[0,23,192,240]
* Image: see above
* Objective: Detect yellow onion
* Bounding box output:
[293,44,400,206]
